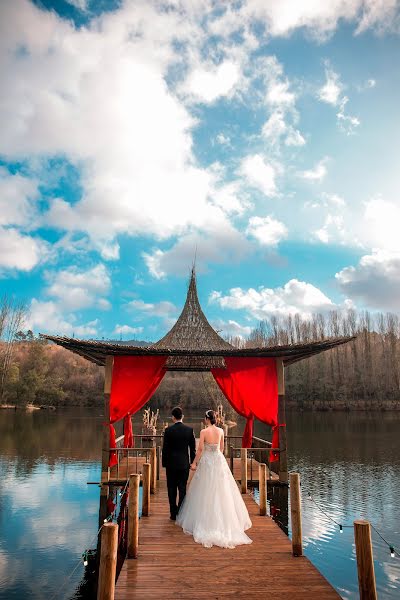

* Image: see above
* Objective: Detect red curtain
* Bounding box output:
[108,356,167,466]
[212,357,278,448]
[123,414,134,448]
[109,424,118,468]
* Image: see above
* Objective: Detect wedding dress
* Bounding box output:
[176,442,252,549]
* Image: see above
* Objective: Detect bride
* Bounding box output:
[176,409,252,549]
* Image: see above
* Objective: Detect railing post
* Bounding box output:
[223,425,229,457]
[354,520,377,600]
[229,446,234,473]
[142,463,151,517]
[97,522,118,600]
[259,463,267,516]
[289,472,303,556]
[128,473,140,559]
[241,448,247,494]
[150,447,157,494]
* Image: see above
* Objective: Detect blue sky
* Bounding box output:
[0,0,399,341]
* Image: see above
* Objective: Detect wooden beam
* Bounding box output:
[102,356,114,486]
[276,358,288,484]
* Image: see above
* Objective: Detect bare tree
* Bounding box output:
[0,296,27,401]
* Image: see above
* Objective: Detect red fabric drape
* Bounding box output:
[108,356,167,466]
[123,414,134,448]
[212,357,278,448]
[109,424,118,468]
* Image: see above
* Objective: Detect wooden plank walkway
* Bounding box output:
[115,471,340,599]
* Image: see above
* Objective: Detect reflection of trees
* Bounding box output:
[0,410,102,477]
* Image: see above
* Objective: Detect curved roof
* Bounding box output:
[40,268,356,370]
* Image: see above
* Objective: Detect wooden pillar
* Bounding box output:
[289,472,303,556]
[97,522,118,600]
[259,463,267,516]
[241,448,247,494]
[142,463,151,517]
[150,447,157,494]
[277,358,288,484]
[102,356,114,486]
[128,473,140,559]
[354,520,377,600]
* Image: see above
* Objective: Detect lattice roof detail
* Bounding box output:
[152,269,232,353]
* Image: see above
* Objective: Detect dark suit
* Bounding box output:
[162,422,196,519]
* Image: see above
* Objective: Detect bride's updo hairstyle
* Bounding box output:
[205,409,216,425]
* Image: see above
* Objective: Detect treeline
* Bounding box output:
[245,310,400,410]
[0,336,103,407]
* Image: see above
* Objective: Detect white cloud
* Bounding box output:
[182,60,241,104]
[212,319,252,339]
[336,249,400,310]
[246,215,288,246]
[128,299,177,318]
[314,214,345,244]
[337,96,361,134]
[240,154,279,196]
[0,0,239,258]
[45,264,111,311]
[361,196,400,251]
[0,167,39,227]
[240,0,400,39]
[318,63,360,134]
[211,182,248,215]
[210,279,335,319]
[300,158,328,181]
[318,66,342,105]
[215,133,231,145]
[143,222,251,278]
[113,324,144,336]
[266,79,295,108]
[0,227,48,272]
[262,111,305,147]
[27,299,99,336]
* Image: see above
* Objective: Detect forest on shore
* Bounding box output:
[1,295,399,411]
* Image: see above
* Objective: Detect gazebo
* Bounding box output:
[42,269,355,486]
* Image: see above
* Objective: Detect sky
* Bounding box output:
[0,0,399,342]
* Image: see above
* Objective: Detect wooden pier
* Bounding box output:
[113,468,340,600]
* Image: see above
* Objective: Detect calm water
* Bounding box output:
[0,408,399,599]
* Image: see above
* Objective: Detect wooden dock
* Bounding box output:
[114,470,340,599]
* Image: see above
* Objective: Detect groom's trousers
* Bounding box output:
[166,467,189,518]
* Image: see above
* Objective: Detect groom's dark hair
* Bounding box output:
[171,406,183,420]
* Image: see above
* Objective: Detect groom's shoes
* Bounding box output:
[170,515,176,521]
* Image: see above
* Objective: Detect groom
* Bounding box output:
[162,406,196,521]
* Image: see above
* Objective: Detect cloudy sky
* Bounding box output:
[1,0,399,341]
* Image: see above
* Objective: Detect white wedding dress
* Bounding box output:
[176,442,252,549]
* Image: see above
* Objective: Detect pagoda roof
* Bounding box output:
[40,268,356,370]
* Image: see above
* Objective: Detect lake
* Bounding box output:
[0,408,399,599]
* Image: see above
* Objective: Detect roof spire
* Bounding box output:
[151,267,232,353]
